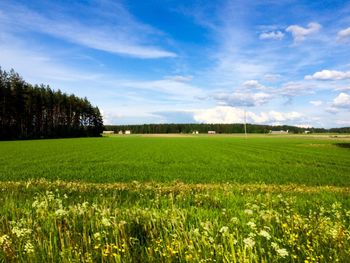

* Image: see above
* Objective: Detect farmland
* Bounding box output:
[0,135,350,262]
[1,135,350,185]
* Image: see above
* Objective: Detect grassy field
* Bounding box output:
[0,135,350,185]
[0,135,350,262]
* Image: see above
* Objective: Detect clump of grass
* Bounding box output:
[0,181,349,262]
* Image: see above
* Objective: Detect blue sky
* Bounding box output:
[1,0,350,127]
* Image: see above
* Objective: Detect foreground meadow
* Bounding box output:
[0,135,349,262]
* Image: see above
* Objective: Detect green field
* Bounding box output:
[1,135,350,262]
[1,135,350,185]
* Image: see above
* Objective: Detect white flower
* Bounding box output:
[247,221,256,229]
[55,209,68,217]
[259,230,271,240]
[243,237,255,248]
[230,217,239,224]
[276,248,289,258]
[244,209,253,215]
[219,226,229,234]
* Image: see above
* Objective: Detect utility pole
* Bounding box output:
[244,109,247,138]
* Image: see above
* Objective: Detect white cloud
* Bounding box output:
[213,91,273,107]
[286,22,321,42]
[165,75,193,82]
[336,120,350,126]
[119,78,203,99]
[332,92,350,109]
[263,74,281,82]
[259,31,284,40]
[278,82,314,97]
[242,80,266,90]
[193,106,302,124]
[309,100,323,106]
[305,70,350,80]
[335,86,350,91]
[0,2,176,59]
[337,27,350,40]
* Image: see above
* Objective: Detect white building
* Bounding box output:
[102,131,114,134]
[208,131,216,134]
[125,130,131,135]
[192,130,199,134]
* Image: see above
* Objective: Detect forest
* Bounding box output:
[105,123,350,134]
[0,68,103,140]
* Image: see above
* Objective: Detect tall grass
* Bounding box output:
[0,181,349,262]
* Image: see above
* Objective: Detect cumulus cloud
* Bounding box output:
[337,27,350,40]
[259,31,284,40]
[286,22,321,42]
[242,80,266,90]
[193,106,302,124]
[305,70,350,80]
[332,92,350,109]
[309,100,323,106]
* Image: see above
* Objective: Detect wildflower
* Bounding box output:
[0,235,10,246]
[11,226,32,238]
[219,226,229,234]
[192,228,200,236]
[230,217,239,224]
[93,232,101,240]
[276,248,289,258]
[244,209,253,215]
[243,237,255,248]
[259,230,271,240]
[101,217,111,227]
[247,221,256,230]
[55,209,68,217]
[24,242,35,255]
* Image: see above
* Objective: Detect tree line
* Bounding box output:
[0,68,103,140]
[105,123,350,134]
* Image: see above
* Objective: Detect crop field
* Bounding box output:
[1,135,350,185]
[0,135,350,262]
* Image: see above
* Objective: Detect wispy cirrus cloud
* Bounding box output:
[337,27,350,41]
[0,2,176,59]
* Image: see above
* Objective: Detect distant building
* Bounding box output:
[192,130,199,134]
[103,131,114,134]
[304,130,311,134]
[118,130,123,134]
[269,130,289,134]
[125,130,131,135]
[208,131,216,134]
